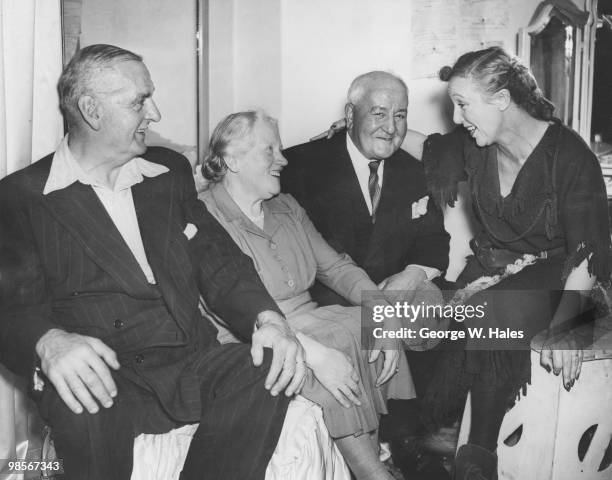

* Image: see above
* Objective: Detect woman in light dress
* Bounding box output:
[198,110,443,480]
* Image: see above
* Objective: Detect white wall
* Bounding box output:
[208,0,282,133]
[234,0,282,117]
[208,0,234,134]
[280,0,416,146]
[208,0,549,146]
[80,0,197,158]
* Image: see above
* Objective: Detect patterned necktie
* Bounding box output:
[368,160,382,222]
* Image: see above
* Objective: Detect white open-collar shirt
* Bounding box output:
[44,136,168,284]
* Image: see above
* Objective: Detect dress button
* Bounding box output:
[135,354,145,364]
[270,242,277,250]
[287,279,295,288]
[281,265,288,272]
[113,319,124,329]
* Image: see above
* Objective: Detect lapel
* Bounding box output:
[43,182,155,297]
[132,175,173,271]
[132,174,174,270]
[372,155,402,228]
[364,153,409,265]
[131,173,195,325]
[323,134,372,226]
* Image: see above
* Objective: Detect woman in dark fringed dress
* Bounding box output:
[418,47,611,479]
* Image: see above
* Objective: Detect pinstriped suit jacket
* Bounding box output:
[0,146,280,427]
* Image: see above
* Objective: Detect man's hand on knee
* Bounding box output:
[251,311,306,398]
[36,328,120,415]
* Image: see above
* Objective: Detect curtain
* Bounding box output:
[0,0,63,177]
[0,1,63,478]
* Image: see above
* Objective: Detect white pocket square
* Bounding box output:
[183,223,198,240]
[411,195,429,219]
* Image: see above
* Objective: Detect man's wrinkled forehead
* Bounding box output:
[88,60,152,97]
[359,82,408,110]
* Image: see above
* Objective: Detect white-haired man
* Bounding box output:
[282,70,451,477]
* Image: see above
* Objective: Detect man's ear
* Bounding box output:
[345,103,354,131]
[493,89,511,111]
[77,95,102,130]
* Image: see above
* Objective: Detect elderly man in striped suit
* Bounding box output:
[0,44,305,480]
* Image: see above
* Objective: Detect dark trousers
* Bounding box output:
[39,345,289,480]
[379,348,445,443]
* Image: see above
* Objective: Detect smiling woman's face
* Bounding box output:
[448,76,503,147]
[231,119,288,201]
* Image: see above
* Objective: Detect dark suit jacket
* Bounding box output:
[282,131,450,304]
[0,146,280,429]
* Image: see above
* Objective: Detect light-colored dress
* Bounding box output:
[199,183,415,438]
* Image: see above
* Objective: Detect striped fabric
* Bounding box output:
[0,147,288,479]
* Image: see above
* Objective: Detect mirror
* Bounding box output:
[518,0,593,139]
[530,16,576,125]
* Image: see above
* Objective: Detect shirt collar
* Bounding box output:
[210,182,248,223]
[43,136,169,195]
[346,132,385,168]
[210,182,291,224]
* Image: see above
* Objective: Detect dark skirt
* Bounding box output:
[423,255,566,428]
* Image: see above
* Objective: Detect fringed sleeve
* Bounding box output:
[422,128,471,209]
[559,146,612,285]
